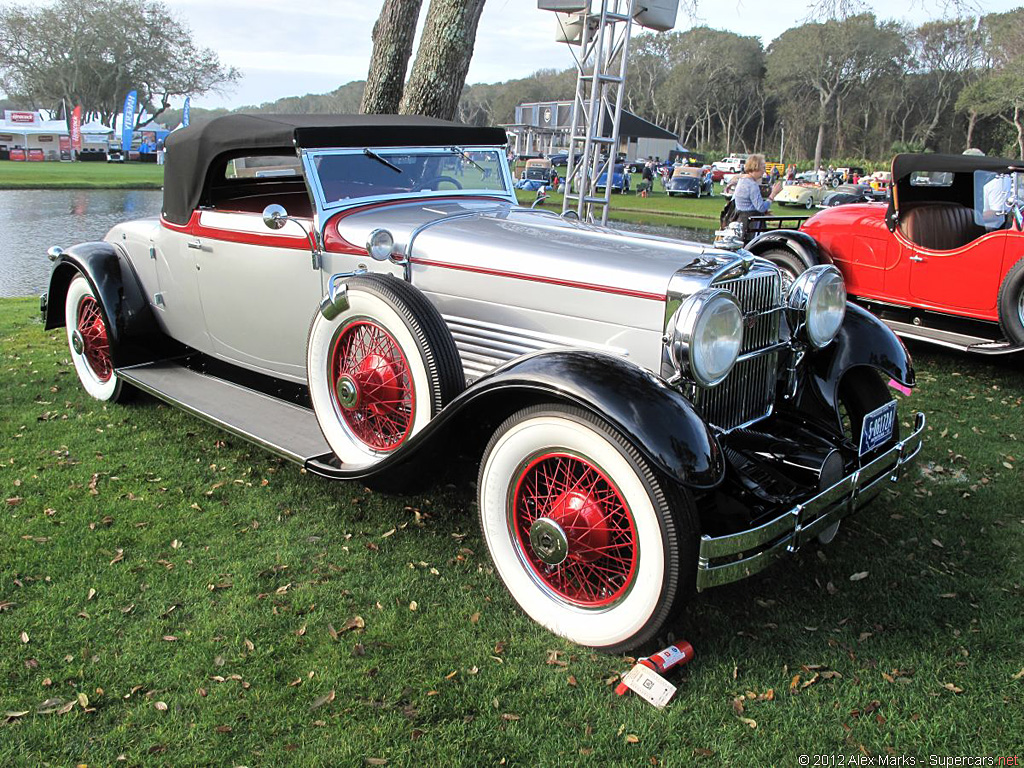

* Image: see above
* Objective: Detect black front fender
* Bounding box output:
[311,350,726,490]
[43,241,169,368]
[746,229,829,270]
[808,302,915,416]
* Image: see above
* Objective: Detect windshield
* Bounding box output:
[974,170,1024,229]
[309,147,509,206]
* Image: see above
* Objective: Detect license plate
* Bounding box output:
[859,400,897,456]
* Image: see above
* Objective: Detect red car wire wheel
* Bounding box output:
[512,452,638,607]
[330,320,413,452]
[76,296,112,382]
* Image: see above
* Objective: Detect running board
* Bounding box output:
[117,360,332,464]
[884,320,1022,356]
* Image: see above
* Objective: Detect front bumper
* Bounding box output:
[696,412,926,590]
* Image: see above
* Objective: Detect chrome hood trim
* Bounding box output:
[331,201,740,300]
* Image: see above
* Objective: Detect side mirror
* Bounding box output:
[262,204,288,230]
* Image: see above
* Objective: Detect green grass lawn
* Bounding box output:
[2,303,1023,762]
[0,160,164,189]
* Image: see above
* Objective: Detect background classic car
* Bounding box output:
[742,153,1024,354]
[595,162,630,193]
[774,181,828,209]
[42,114,924,652]
[665,165,714,197]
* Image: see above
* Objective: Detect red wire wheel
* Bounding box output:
[329,319,414,452]
[512,452,638,607]
[76,295,113,383]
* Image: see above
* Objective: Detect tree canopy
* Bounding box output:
[0,0,239,126]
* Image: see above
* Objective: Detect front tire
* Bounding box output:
[805,197,815,210]
[65,274,129,402]
[760,247,806,291]
[996,258,1024,345]
[477,404,698,652]
[306,274,463,471]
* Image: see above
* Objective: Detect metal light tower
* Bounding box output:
[538,1,678,225]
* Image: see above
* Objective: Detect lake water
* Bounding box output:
[0,189,163,298]
[0,189,714,298]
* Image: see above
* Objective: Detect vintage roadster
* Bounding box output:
[741,153,1024,354]
[42,114,924,652]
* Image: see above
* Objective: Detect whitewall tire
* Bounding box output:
[65,274,127,402]
[306,274,462,471]
[478,404,698,652]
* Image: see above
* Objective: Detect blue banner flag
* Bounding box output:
[121,90,137,152]
[182,96,190,127]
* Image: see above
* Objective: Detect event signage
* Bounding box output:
[121,90,137,152]
[59,135,72,161]
[7,111,38,125]
[182,96,190,127]
[9,148,25,161]
[28,148,44,161]
[70,106,82,152]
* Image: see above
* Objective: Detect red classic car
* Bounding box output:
[742,153,1024,354]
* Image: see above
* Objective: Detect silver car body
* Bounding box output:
[106,146,729,389]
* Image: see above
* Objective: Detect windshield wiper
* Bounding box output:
[364,148,403,174]
[450,146,486,174]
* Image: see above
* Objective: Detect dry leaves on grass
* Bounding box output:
[1011,668,1024,681]
[942,683,964,694]
[310,690,335,710]
[849,571,869,582]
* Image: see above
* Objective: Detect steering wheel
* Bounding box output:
[417,175,463,192]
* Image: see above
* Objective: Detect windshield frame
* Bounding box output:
[301,145,515,213]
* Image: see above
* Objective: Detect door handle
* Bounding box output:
[187,239,205,251]
[909,255,924,262]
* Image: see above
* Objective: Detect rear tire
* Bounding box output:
[65,274,131,402]
[996,258,1024,345]
[477,404,698,652]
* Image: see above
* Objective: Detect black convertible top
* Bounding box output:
[891,152,1024,181]
[888,152,1024,222]
[161,113,508,224]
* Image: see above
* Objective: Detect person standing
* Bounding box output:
[734,154,782,214]
[640,161,654,198]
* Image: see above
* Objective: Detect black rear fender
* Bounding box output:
[43,241,172,368]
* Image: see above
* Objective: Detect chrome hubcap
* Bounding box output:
[71,329,84,355]
[334,375,359,410]
[529,517,569,566]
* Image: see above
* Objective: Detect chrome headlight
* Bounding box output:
[366,228,395,261]
[787,265,846,348]
[668,289,743,387]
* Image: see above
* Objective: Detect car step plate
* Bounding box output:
[117,360,330,464]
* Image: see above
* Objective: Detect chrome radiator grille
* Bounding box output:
[693,267,783,430]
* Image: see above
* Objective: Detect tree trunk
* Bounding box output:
[400,0,486,120]
[965,109,977,150]
[813,121,826,172]
[1016,106,1024,161]
[360,0,424,114]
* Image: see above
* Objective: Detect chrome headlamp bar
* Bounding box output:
[667,288,744,387]
[786,265,847,349]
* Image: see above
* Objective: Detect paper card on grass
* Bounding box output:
[621,664,677,708]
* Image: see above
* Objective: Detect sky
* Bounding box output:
[108,0,1024,109]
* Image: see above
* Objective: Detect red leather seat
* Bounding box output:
[898,202,985,251]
